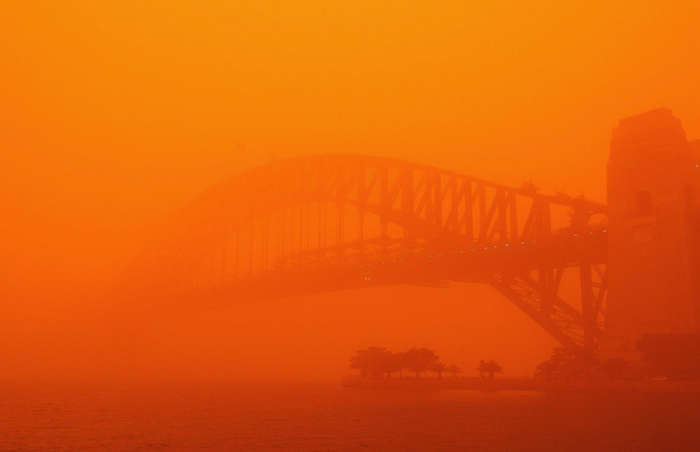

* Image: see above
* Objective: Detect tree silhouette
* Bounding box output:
[349,347,453,379]
[534,348,591,382]
[349,347,393,378]
[478,360,503,380]
[478,360,487,378]
[403,348,440,378]
[389,351,407,378]
[431,361,447,379]
[446,364,462,378]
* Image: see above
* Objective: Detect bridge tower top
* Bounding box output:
[606,108,700,357]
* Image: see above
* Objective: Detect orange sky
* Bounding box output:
[1,1,699,379]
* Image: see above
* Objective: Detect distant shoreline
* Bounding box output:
[342,376,538,391]
[342,376,700,393]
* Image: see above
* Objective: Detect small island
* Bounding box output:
[343,346,534,391]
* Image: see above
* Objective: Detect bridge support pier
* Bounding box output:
[605,108,700,359]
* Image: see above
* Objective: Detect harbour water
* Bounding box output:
[2,379,699,451]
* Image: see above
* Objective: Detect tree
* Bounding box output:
[534,359,557,381]
[478,360,486,379]
[349,347,393,378]
[389,352,407,378]
[487,360,503,379]
[431,361,447,379]
[478,360,503,380]
[446,364,462,378]
[534,348,591,382]
[403,348,440,378]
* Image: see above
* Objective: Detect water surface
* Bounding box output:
[2,380,698,451]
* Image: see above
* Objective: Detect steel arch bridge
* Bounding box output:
[127,155,608,354]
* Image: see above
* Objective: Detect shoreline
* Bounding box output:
[342,376,700,393]
[342,376,539,391]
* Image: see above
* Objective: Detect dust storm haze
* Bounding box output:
[2,1,699,381]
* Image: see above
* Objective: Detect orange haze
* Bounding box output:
[2,1,699,379]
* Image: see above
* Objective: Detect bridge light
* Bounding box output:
[505,244,510,247]
[493,245,497,249]
[573,233,578,238]
[602,229,607,233]
[521,241,526,245]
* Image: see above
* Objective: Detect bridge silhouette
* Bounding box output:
[127,155,608,355]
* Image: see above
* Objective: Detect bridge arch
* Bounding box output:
[125,155,608,353]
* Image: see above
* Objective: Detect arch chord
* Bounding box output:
[125,155,608,354]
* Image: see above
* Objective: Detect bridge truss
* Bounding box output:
[128,155,608,354]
